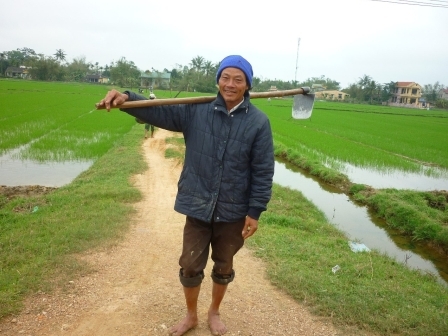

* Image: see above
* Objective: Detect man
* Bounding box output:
[98,55,274,336]
[144,93,156,138]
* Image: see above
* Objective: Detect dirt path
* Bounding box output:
[1,129,340,336]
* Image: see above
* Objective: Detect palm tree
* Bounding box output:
[54,49,66,62]
[358,75,373,102]
[190,56,204,72]
[203,61,214,77]
[366,80,378,104]
[358,74,372,89]
[190,56,205,80]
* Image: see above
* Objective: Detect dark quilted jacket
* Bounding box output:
[121,91,274,223]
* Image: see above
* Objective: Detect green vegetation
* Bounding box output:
[1,81,447,335]
[351,186,448,248]
[249,184,448,336]
[0,80,134,160]
[165,136,185,162]
[2,47,447,108]
[251,98,448,252]
[162,129,448,335]
[257,99,448,172]
[0,124,146,317]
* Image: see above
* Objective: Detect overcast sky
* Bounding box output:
[1,0,447,89]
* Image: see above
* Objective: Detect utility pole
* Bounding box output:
[294,38,301,84]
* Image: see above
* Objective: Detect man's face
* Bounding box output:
[218,67,249,110]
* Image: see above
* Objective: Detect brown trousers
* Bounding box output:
[178,216,246,287]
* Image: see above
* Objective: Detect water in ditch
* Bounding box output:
[274,159,448,286]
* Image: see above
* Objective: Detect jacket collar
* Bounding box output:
[215,91,250,112]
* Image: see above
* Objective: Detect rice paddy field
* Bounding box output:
[254,98,448,175]
[1,80,448,335]
[0,80,134,162]
[3,80,446,177]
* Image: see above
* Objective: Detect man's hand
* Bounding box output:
[97,89,129,112]
[242,216,258,240]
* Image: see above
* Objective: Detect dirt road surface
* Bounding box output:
[1,129,341,336]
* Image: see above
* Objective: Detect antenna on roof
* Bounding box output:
[295,37,301,83]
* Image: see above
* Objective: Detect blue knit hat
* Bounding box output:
[216,55,253,87]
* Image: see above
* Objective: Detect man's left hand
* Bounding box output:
[242,216,258,239]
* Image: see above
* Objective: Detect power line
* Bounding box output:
[372,0,448,8]
[394,0,448,5]
[368,0,448,8]
[385,0,448,5]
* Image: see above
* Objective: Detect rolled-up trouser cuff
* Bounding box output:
[211,269,235,285]
[179,268,204,287]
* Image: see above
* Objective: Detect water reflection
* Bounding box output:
[339,162,448,191]
[0,151,92,187]
[274,160,448,286]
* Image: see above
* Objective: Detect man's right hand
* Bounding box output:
[97,89,129,112]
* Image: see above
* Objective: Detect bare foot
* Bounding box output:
[208,311,227,335]
[169,313,198,336]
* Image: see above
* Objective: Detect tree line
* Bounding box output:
[0,47,446,107]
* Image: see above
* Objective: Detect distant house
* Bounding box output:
[314,90,349,101]
[140,71,171,89]
[85,74,109,84]
[5,66,31,79]
[389,82,425,108]
[99,76,109,84]
[86,74,99,83]
[438,88,448,100]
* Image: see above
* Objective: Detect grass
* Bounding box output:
[1,82,448,335]
[165,135,185,162]
[0,79,133,160]
[162,130,448,335]
[0,124,146,317]
[252,98,448,252]
[249,184,448,335]
[255,99,448,172]
[351,186,448,248]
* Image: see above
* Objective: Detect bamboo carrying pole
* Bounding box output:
[95,88,311,110]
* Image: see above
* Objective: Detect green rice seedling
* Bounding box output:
[0,80,134,160]
[253,99,448,173]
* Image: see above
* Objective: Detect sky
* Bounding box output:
[1,0,447,89]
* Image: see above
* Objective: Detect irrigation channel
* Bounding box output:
[1,150,447,286]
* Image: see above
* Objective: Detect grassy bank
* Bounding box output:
[350,185,448,253]
[249,184,448,335]
[0,125,146,318]
[273,141,448,253]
